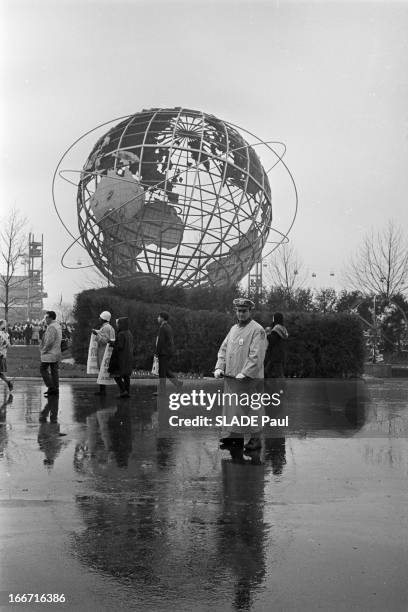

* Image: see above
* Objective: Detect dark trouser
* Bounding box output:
[40,362,59,392]
[114,375,130,394]
[158,355,180,392]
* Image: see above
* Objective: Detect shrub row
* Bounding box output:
[72,289,364,377]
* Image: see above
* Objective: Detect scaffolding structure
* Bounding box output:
[248,261,263,306]
[26,234,46,320]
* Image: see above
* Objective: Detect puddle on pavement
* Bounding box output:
[1,379,408,611]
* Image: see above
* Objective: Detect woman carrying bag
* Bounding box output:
[92,311,116,396]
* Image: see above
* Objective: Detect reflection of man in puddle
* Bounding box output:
[214,298,267,452]
[0,394,13,458]
[37,396,67,467]
[219,451,267,611]
[107,404,132,467]
[264,437,287,474]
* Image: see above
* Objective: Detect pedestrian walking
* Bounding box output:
[40,311,62,397]
[0,320,13,392]
[24,321,33,346]
[154,311,182,394]
[214,298,267,452]
[93,311,115,396]
[31,322,40,345]
[109,317,134,398]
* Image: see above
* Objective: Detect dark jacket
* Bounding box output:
[156,321,174,357]
[264,324,288,377]
[109,318,134,376]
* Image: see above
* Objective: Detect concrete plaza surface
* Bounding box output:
[0,378,407,611]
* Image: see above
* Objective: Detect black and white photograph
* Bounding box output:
[1,1,408,610]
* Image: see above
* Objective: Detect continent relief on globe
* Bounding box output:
[207,226,263,286]
[90,169,145,221]
[90,169,185,251]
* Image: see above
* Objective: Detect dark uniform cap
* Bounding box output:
[233,298,255,309]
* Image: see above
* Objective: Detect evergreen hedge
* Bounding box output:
[281,312,364,377]
[72,289,364,377]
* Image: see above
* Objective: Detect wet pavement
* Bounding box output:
[1,378,408,611]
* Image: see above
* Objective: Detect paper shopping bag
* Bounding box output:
[96,344,116,385]
[151,355,159,376]
[86,333,99,375]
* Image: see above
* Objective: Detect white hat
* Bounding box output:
[233,298,255,309]
[99,311,111,322]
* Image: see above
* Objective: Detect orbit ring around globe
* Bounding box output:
[52,108,298,288]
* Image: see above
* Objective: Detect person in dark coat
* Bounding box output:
[109,317,134,398]
[24,322,33,346]
[264,312,288,379]
[155,311,182,394]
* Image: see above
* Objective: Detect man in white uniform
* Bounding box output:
[214,298,267,451]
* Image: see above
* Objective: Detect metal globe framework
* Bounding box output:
[76,107,274,288]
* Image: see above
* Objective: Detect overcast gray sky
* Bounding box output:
[2,0,408,308]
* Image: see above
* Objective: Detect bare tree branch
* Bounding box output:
[0,209,28,321]
[263,244,307,297]
[344,221,408,298]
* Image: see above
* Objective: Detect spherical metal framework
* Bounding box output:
[77,107,273,288]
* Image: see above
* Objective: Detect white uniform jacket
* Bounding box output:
[215,319,267,378]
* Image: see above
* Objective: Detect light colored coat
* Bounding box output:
[95,322,115,368]
[216,319,267,435]
[215,319,267,378]
[0,330,10,357]
[40,321,62,363]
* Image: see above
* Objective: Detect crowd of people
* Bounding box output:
[1,301,289,456]
[0,316,74,396]
[5,321,74,346]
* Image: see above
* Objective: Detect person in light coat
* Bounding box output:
[214,298,267,452]
[40,311,62,397]
[92,311,115,396]
[0,320,13,392]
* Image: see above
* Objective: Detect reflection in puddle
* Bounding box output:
[0,379,407,610]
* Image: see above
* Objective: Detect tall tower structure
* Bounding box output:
[27,233,46,320]
[247,261,263,307]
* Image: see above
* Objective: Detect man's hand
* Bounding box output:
[235,373,245,379]
[214,369,224,379]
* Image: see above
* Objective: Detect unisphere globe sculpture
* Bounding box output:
[77,107,273,288]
